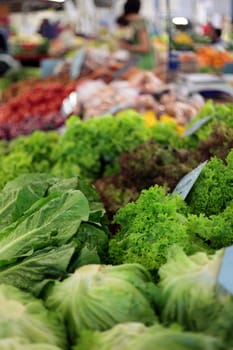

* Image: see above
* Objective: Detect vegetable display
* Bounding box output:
[0,104,232,190]
[0,81,76,139]
[0,98,233,349]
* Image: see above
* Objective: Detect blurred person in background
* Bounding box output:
[0,17,20,76]
[209,27,226,48]
[117,0,155,70]
[38,18,59,40]
[0,30,8,54]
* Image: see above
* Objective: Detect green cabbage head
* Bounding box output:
[46,264,157,341]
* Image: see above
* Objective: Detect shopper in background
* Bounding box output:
[209,27,226,48]
[0,31,8,54]
[118,0,155,70]
[38,18,59,40]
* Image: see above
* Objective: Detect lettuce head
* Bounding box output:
[46,264,157,341]
[158,246,233,347]
[74,323,223,350]
[0,284,66,348]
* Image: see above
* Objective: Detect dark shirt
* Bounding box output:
[0,29,8,53]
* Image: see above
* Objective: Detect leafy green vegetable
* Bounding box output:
[158,246,233,347]
[196,123,233,163]
[0,174,108,295]
[74,323,223,350]
[53,113,151,180]
[0,190,89,267]
[0,284,66,348]
[0,174,55,230]
[184,102,233,149]
[151,121,182,148]
[187,151,233,216]
[158,247,223,331]
[95,141,200,220]
[109,186,207,273]
[73,223,108,262]
[46,264,157,341]
[0,244,75,296]
[187,200,233,250]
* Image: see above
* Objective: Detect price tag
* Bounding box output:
[172,161,208,200]
[70,48,86,79]
[218,246,233,295]
[183,116,212,137]
[41,59,62,78]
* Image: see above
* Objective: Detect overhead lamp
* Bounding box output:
[172,17,188,26]
[47,0,65,3]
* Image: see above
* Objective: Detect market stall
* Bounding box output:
[0,1,233,349]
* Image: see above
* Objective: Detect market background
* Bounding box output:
[0,1,233,350]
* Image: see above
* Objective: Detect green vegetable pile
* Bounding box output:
[109,149,233,272]
[95,123,233,220]
[0,103,233,349]
[0,174,108,296]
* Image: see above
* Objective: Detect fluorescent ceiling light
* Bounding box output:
[172,17,188,26]
[47,0,65,3]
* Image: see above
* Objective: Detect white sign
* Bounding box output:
[173,161,208,200]
[183,116,212,137]
[218,246,233,295]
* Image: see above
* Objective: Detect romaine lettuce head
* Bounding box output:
[0,284,66,348]
[46,264,157,341]
[0,338,63,350]
[74,323,223,350]
[158,247,224,331]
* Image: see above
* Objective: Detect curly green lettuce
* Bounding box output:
[109,186,207,273]
[187,153,233,216]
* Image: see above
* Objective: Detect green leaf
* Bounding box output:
[0,174,53,230]
[0,190,89,267]
[0,244,75,296]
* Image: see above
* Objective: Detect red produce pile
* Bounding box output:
[0,81,76,139]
